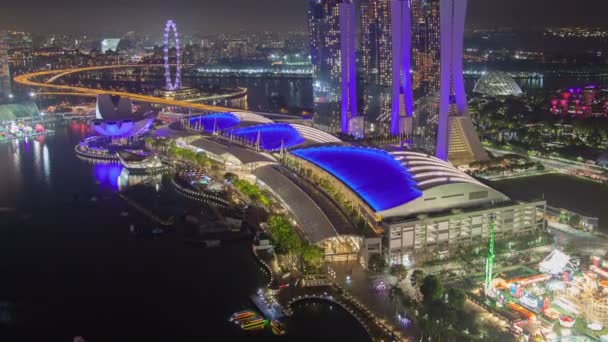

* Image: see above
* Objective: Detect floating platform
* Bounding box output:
[250,293,284,320]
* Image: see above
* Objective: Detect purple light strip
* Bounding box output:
[164,20,181,91]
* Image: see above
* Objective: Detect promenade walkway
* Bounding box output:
[275,280,407,342]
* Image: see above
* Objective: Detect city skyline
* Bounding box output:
[1,0,608,34]
[1,1,608,341]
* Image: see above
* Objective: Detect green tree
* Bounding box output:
[143,136,154,147]
[535,163,545,171]
[267,215,302,255]
[390,264,408,283]
[233,179,270,206]
[569,214,581,228]
[195,151,208,167]
[420,275,444,304]
[410,269,425,289]
[224,172,238,182]
[301,245,325,273]
[446,287,466,310]
[368,254,387,273]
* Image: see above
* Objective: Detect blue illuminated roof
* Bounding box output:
[189,113,240,132]
[291,146,422,211]
[228,123,304,151]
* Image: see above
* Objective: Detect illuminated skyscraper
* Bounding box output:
[0,32,10,97]
[308,0,357,134]
[410,0,441,153]
[410,0,486,164]
[436,0,487,164]
[389,0,414,135]
[360,0,413,136]
[360,0,392,134]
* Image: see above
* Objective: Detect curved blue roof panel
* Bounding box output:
[291,146,421,211]
[228,123,304,151]
[189,113,240,132]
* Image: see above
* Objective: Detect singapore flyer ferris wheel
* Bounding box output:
[163,19,181,91]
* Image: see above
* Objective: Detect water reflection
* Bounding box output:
[9,139,21,190]
[32,137,51,186]
[33,136,40,177]
[118,168,162,191]
[42,143,50,185]
[92,163,122,191]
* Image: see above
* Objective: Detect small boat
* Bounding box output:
[229,310,256,322]
[271,320,286,335]
[244,322,266,331]
[241,316,265,330]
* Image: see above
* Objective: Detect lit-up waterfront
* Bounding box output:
[0,122,371,341]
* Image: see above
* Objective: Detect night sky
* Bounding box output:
[0,0,606,35]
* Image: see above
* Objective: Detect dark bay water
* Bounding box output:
[492,174,608,231]
[0,124,369,341]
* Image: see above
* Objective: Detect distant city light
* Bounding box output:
[197,67,311,75]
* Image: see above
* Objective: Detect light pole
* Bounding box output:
[484,213,496,294]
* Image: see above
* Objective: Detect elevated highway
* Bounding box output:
[13,64,239,113]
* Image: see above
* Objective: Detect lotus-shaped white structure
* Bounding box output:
[91,95,157,137]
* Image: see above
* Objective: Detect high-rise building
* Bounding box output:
[436,0,487,164]
[360,0,413,136]
[360,0,392,134]
[308,0,357,134]
[409,0,486,165]
[0,32,10,97]
[3,31,33,68]
[410,0,441,153]
[389,0,414,135]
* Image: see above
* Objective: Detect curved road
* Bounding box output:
[14,64,239,112]
[487,147,606,175]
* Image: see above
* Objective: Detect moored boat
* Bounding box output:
[229,310,256,322]
[241,316,265,330]
[271,320,286,335]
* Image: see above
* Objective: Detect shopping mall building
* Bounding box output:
[178,112,546,267]
[285,146,546,266]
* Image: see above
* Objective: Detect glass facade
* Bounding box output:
[308,0,343,133]
[0,32,10,97]
[360,0,393,135]
[411,0,441,155]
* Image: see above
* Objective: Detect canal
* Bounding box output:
[0,123,370,341]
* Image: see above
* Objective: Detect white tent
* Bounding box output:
[539,249,576,275]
